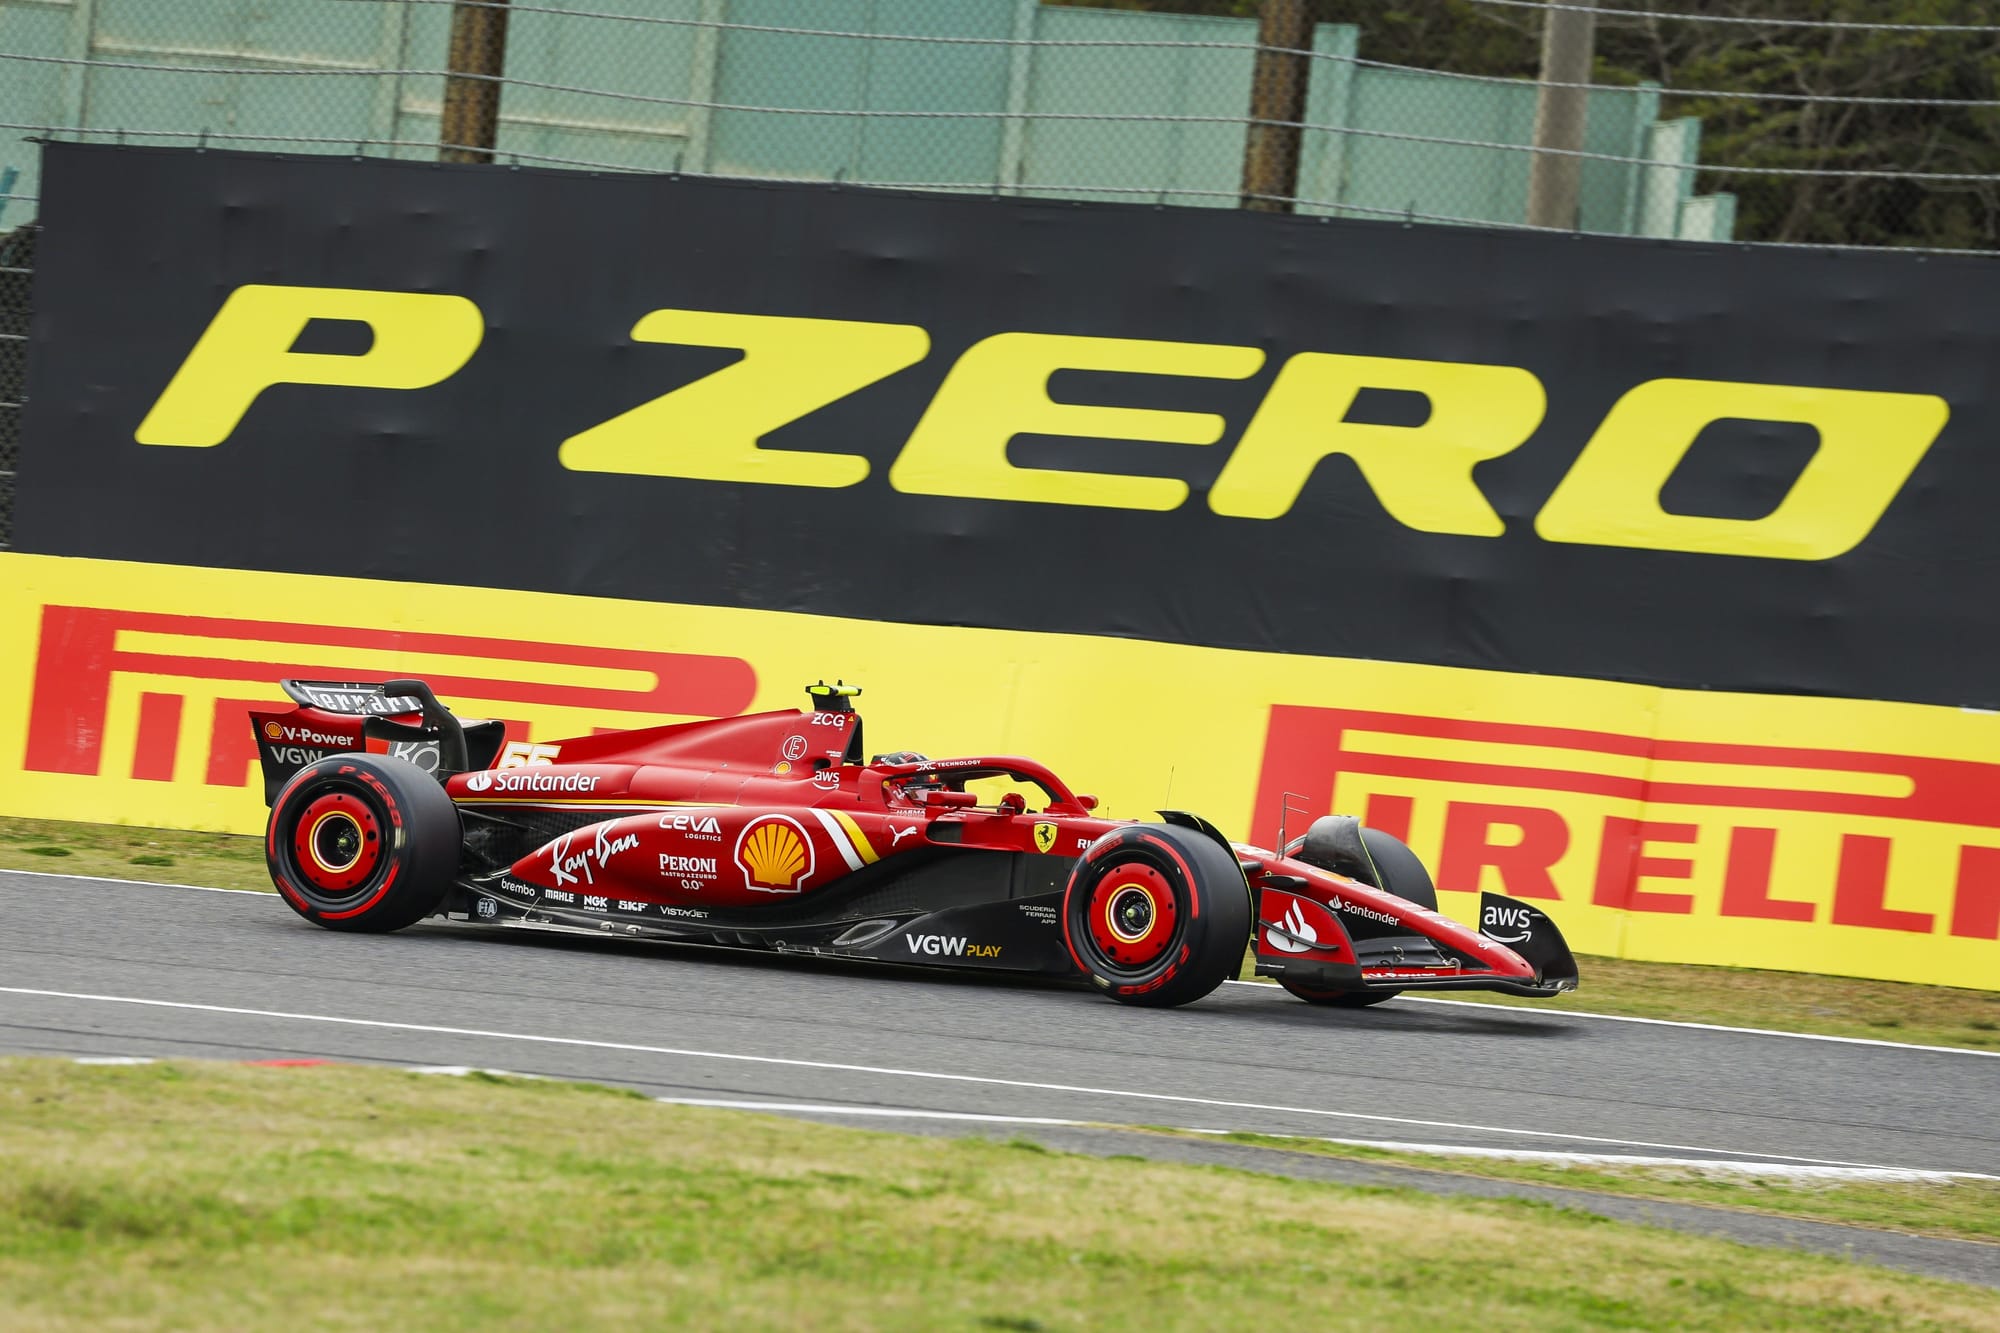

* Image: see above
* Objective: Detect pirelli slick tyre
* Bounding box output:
[1062,824,1251,1008]
[267,754,460,933]
[1284,825,1440,1009]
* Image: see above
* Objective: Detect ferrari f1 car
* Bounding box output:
[253,679,1579,1009]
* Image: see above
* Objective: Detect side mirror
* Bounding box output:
[921,789,978,809]
[1074,793,1099,811]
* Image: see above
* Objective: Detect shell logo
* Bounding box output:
[735,815,814,893]
[263,721,284,740]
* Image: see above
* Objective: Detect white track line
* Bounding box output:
[653,1102,2000,1184]
[0,867,270,895]
[10,870,1992,1060]
[650,1101,2000,1181]
[657,1098,1090,1126]
[56,1051,1990,1182]
[0,985,1938,1172]
[1230,979,2000,1060]
[1270,1138,2000,1182]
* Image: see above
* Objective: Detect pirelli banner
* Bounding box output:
[10,142,2000,989]
[3,553,1999,991]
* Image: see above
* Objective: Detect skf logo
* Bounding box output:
[736,815,814,893]
[135,285,1950,563]
[1033,822,1058,854]
[1253,706,2000,945]
[21,605,757,788]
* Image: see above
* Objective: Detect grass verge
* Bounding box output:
[5,813,1998,1051]
[0,815,270,892]
[1,1059,1995,1332]
[1143,1127,2000,1246]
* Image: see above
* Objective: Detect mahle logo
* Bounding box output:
[133,285,1951,563]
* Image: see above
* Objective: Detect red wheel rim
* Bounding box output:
[291,791,383,894]
[1086,861,1178,969]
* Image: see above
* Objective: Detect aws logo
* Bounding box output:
[134,284,1952,562]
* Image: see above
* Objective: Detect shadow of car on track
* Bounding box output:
[384,920,1577,1041]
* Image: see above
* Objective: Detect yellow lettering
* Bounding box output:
[558,310,928,487]
[1534,379,1950,560]
[135,285,484,448]
[889,333,1263,510]
[1208,353,1544,534]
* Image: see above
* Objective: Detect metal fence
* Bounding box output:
[2,0,1996,552]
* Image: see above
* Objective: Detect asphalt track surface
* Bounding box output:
[3,869,1997,1288]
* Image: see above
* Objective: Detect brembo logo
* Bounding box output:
[134,285,1952,562]
[21,605,758,790]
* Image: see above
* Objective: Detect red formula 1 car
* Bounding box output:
[253,679,1579,1009]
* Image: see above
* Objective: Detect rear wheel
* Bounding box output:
[267,754,460,932]
[1288,821,1439,1008]
[1062,824,1250,1008]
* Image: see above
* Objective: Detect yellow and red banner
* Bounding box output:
[3,552,1995,991]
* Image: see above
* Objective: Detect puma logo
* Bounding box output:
[890,825,919,847]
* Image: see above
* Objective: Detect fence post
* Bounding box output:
[1239,0,1312,213]
[1526,3,1595,230]
[441,0,511,164]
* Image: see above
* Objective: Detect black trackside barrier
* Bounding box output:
[16,141,2000,708]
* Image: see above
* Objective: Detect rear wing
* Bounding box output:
[280,679,427,716]
[251,678,506,805]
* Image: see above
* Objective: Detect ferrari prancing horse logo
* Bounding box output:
[1033,822,1058,854]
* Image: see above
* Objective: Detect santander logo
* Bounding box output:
[1266,899,1318,955]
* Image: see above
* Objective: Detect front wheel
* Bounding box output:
[267,754,461,932]
[1290,820,1441,1007]
[1062,824,1251,1008]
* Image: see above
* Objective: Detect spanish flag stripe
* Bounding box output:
[808,808,864,872]
[829,809,879,864]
